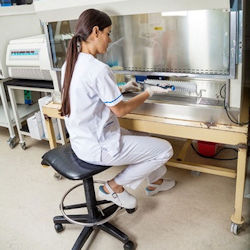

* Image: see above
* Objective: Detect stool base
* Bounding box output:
[53,177,135,249]
[54,215,135,250]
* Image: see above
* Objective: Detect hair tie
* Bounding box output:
[76,39,81,52]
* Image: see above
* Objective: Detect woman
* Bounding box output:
[60,9,175,209]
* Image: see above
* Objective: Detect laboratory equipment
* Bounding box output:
[6,35,52,81]
[0,4,42,147]
[42,4,248,126]
[4,32,62,92]
[5,34,65,149]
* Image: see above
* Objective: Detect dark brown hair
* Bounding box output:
[60,9,112,116]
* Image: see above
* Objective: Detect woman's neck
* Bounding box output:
[81,42,96,56]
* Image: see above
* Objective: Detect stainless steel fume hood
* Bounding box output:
[43,0,249,126]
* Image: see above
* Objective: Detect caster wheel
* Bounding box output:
[21,142,26,150]
[8,137,17,149]
[54,223,64,233]
[54,172,63,180]
[126,208,136,214]
[230,222,240,235]
[124,240,135,250]
[9,141,15,149]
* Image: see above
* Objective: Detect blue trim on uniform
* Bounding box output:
[99,186,108,194]
[104,94,122,104]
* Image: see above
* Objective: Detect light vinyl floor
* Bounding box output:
[0,127,249,250]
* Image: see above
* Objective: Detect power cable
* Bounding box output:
[220,84,249,126]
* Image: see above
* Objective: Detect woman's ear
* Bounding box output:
[92,26,100,38]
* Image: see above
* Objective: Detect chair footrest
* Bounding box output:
[63,200,112,210]
[55,204,120,226]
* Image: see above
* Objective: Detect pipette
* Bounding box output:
[137,81,175,91]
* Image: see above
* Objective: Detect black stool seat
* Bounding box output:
[42,144,110,180]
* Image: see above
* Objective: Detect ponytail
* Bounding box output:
[60,35,79,116]
[59,9,112,116]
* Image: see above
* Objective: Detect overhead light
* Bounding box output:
[161,11,187,16]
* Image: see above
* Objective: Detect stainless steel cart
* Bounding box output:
[5,79,66,149]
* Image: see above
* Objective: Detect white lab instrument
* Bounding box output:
[6,34,52,81]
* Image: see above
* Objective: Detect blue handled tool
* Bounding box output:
[156,84,175,91]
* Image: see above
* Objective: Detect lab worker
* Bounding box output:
[60,9,175,209]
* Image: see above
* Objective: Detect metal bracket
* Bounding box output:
[204,121,216,129]
[237,143,247,149]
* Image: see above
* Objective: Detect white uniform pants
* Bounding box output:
[93,128,173,189]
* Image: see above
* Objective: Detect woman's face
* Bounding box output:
[96,25,112,54]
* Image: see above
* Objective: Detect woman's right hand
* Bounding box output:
[145,86,173,97]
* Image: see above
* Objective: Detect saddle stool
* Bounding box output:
[42,144,135,250]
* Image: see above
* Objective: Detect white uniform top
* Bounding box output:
[61,53,123,162]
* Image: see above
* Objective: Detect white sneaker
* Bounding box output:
[98,182,137,209]
[145,179,176,196]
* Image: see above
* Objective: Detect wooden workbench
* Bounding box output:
[42,101,248,234]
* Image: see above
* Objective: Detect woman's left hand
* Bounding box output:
[120,81,141,93]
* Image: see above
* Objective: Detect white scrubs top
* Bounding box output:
[61,53,123,162]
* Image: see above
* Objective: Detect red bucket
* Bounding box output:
[197,141,217,157]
